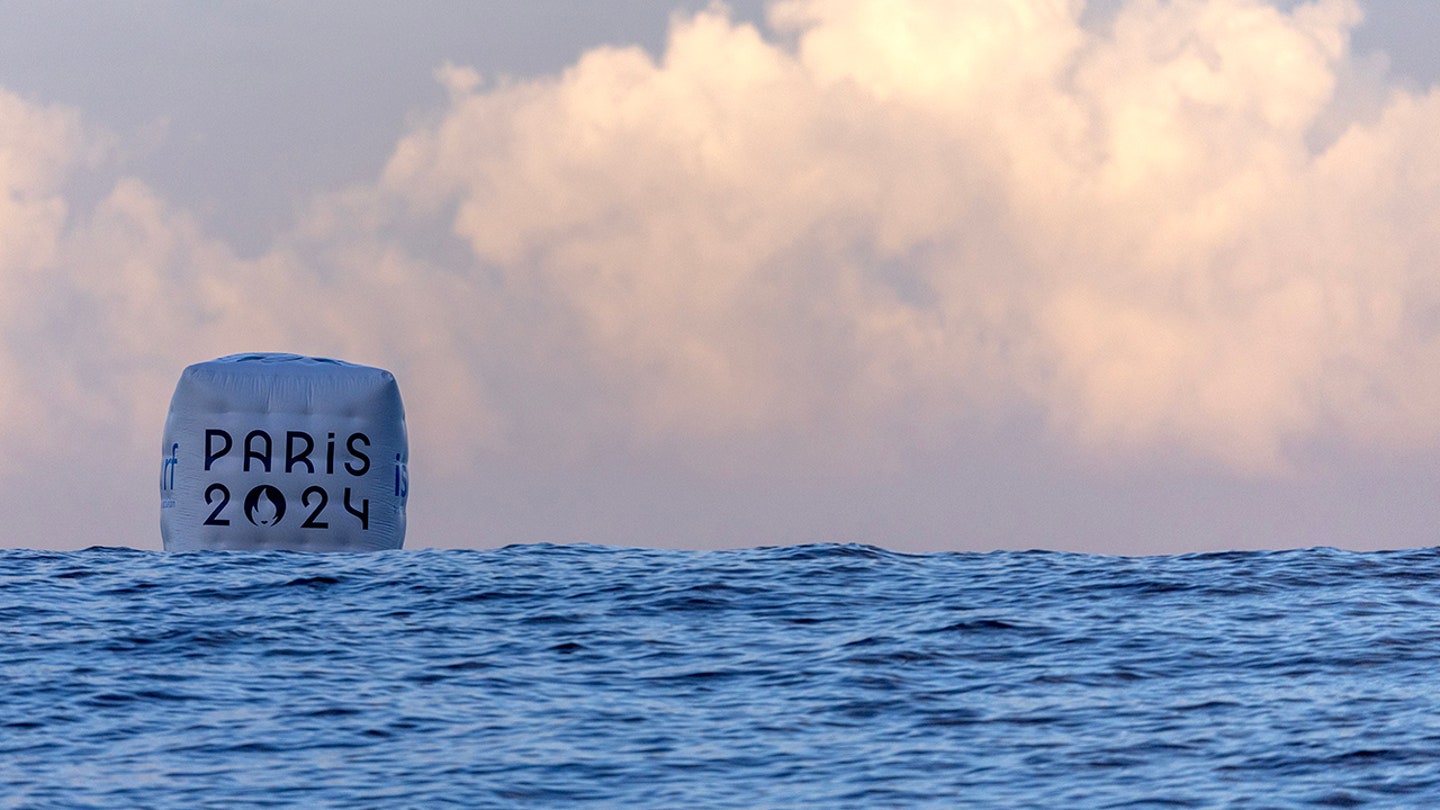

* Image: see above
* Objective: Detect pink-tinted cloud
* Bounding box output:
[376,0,1438,473]
[2,0,1438,508]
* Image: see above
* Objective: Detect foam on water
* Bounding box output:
[2,544,1438,807]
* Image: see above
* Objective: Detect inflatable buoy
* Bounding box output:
[160,353,408,551]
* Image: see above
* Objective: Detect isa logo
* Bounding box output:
[394,454,409,498]
[160,443,179,508]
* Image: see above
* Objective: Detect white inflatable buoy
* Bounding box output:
[160,353,408,551]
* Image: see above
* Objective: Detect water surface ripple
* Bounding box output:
[2,544,1439,807]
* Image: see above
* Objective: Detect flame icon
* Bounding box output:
[244,485,287,527]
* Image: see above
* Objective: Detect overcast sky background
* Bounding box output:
[1,0,1439,554]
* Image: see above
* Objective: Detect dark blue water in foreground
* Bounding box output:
[3,544,1440,807]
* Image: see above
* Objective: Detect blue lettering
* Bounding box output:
[243,430,272,473]
[204,430,232,471]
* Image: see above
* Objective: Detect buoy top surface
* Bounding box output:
[175,353,401,419]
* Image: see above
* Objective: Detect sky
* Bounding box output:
[1,0,1439,555]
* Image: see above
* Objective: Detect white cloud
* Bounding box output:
[3,0,1440,502]
[0,88,101,453]
[377,0,1437,473]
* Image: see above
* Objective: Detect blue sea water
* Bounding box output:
[2,544,1440,808]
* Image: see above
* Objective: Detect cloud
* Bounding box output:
[0,87,106,454]
[3,0,1440,498]
[378,0,1438,472]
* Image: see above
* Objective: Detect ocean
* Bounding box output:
[2,543,1438,807]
